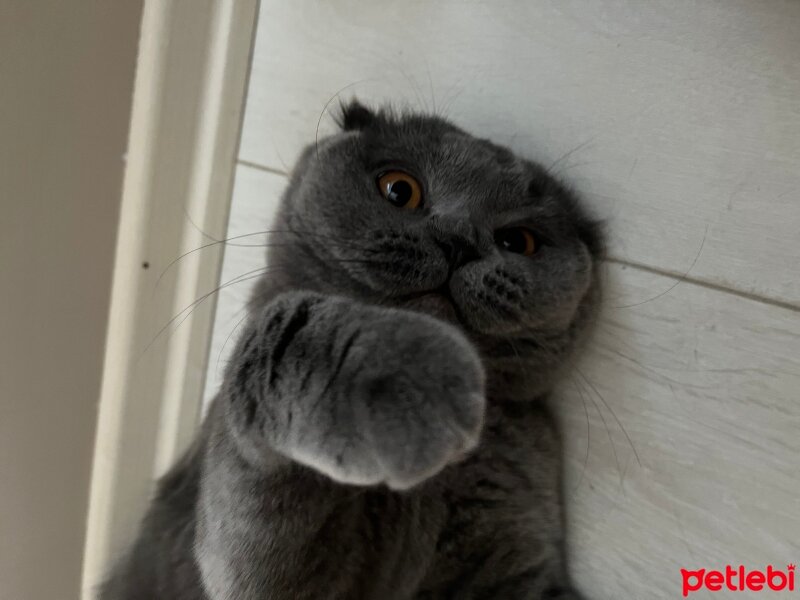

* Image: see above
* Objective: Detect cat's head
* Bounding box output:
[256,101,603,398]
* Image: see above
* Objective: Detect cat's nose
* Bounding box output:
[435,236,479,269]
[429,215,480,269]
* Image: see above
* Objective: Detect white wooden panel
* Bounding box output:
[81,1,259,595]
[208,165,800,597]
[241,0,800,306]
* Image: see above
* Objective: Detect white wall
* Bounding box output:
[0,2,142,598]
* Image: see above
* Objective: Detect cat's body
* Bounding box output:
[101,103,602,600]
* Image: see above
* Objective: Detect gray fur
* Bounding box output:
[100,102,603,599]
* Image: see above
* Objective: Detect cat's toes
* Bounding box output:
[287,381,484,490]
[357,365,486,490]
[369,391,485,490]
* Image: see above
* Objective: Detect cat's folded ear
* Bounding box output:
[336,99,376,131]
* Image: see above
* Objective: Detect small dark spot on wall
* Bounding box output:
[142,261,150,269]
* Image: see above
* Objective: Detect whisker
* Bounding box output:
[437,77,468,120]
[183,207,220,243]
[545,136,598,176]
[576,372,623,487]
[215,310,250,380]
[590,334,710,389]
[154,229,372,287]
[549,160,598,178]
[315,80,369,159]
[577,367,641,467]
[570,375,592,493]
[165,270,275,349]
[425,63,437,116]
[612,224,708,309]
[396,66,428,113]
[154,233,271,288]
[141,265,287,357]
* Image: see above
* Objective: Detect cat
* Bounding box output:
[99,101,603,600]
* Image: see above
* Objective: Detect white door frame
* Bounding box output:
[80,1,259,597]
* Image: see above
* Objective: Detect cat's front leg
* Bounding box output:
[197,291,486,599]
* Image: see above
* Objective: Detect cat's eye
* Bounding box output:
[377,171,423,209]
[494,227,537,256]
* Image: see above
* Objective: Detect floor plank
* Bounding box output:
[240,0,800,305]
[205,165,800,598]
[565,263,800,597]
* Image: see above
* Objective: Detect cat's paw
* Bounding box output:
[287,304,486,490]
[353,313,486,489]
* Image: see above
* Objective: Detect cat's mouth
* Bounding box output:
[398,286,462,325]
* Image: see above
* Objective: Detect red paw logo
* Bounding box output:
[681,565,796,596]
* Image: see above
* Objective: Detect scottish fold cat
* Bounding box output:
[101,102,602,599]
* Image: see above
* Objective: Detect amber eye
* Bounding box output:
[377,171,423,209]
[494,227,537,256]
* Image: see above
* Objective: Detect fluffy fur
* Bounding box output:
[100,102,603,599]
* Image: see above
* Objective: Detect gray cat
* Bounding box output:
[100,101,603,599]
